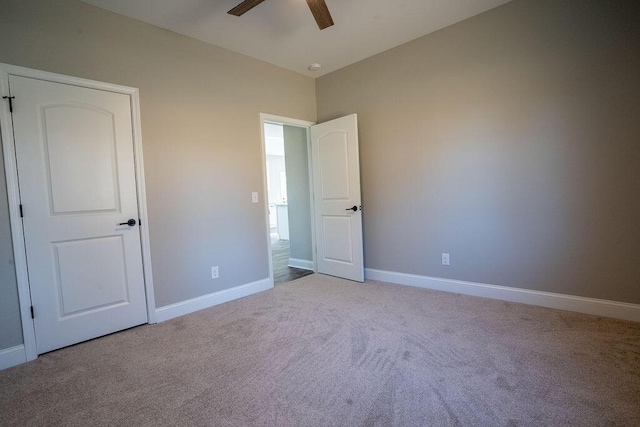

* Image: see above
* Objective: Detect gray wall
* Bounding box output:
[317,0,640,304]
[283,125,312,262]
[0,141,22,349]
[0,0,316,351]
[2,0,639,355]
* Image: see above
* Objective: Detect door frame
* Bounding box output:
[0,63,156,362]
[259,113,316,286]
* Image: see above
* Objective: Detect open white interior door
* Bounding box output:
[311,114,364,282]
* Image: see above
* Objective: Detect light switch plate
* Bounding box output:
[252,192,259,203]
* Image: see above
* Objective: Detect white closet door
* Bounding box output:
[10,75,148,354]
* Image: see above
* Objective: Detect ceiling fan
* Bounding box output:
[228,0,334,30]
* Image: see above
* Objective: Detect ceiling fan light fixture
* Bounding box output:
[227,0,265,16]
[308,63,322,71]
[306,0,334,30]
[228,0,334,30]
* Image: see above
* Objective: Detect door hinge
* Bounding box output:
[2,96,15,113]
[30,306,34,319]
[19,204,23,218]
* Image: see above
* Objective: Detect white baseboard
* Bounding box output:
[155,278,273,322]
[365,268,640,323]
[288,258,314,271]
[0,345,26,371]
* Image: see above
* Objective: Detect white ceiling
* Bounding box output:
[81,0,511,78]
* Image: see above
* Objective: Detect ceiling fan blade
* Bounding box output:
[306,0,334,30]
[228,0,266,17]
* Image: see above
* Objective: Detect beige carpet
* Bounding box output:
[1,274,639,426]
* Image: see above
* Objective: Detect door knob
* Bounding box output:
[346,206,358,212]
[118,219,137,226]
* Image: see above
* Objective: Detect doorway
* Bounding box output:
[0,63,155,361]
[260,113,365,286]
[262,119,315,285]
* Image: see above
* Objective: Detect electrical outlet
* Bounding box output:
[211,266,219,279]
[442,253,450,266]
[251,192,259,203]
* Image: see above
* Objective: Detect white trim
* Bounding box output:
[155,278,273,322]
[0,63,156,361]
[365,268,640,323]
[259,115,275,287]
[0,345,27,371]
[261,113,315,129]
[0,63,138,94]
[259,113,317,288]
[288,258,314,271]
[0,65,38,362]
[130,89,157,324]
